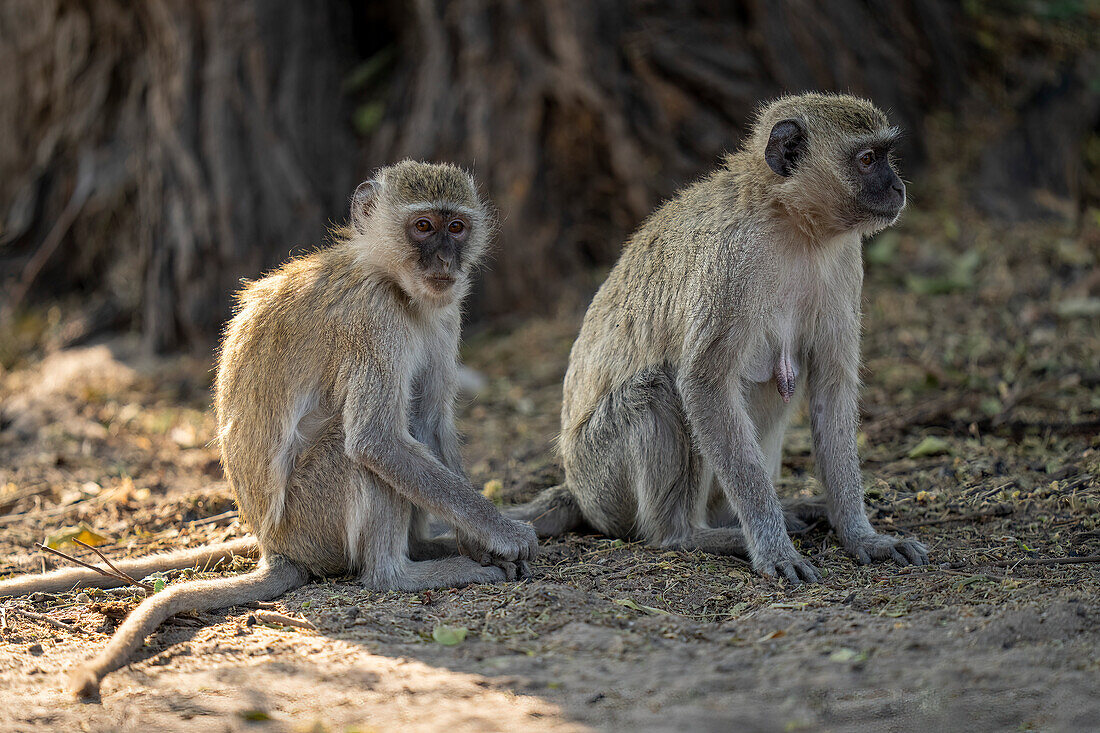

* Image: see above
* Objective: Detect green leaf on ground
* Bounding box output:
[432,625,468,645]
[908,436,951,459]
[829,648,868,663]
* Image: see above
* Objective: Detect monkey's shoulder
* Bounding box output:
[225,248,421,357]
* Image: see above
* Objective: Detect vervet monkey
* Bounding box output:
[0,161,537,697]
[511,93,928,583]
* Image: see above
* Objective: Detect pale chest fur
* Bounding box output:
[402,305,459,424]
[742,232,862,385]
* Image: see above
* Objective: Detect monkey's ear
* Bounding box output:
[350,179,381,232]
[764,119,806,177]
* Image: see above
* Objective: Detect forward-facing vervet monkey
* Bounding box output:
[510,93,928,583]
[0,160,537,697]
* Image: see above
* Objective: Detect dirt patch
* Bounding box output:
[1,207,1098,731]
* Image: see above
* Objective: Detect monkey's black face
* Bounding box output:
[406,211,470,292]
[852,146,905,221]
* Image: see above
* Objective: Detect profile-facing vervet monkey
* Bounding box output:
[0,161,537,697]
[510,93,928,583]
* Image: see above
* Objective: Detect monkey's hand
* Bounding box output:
[456,515,539,566]
[752,542,822,584]
[842,531,928,566]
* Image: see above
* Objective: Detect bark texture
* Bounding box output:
[0,0,1095,350]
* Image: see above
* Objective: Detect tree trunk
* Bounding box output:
[0,0,357,351]
[1,0,1094,351]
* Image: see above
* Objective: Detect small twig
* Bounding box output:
[249,610,315,630]
[987,555,1100,568]
[894,507,1015,529]
[36,543,152,592]
[0,483,51,515]
[8,608,97,636]
[72,539,154,591]
[37,543,121,581]
[242,601,279,610]
[188,510,239,527]
[0,494,110,526]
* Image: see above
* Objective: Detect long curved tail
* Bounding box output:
[505,485,583,537]
[68,554,307,699]
[0,537,259,598]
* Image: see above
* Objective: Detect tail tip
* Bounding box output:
[67,666,102,700]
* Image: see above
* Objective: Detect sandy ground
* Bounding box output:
[1,208,1098,732]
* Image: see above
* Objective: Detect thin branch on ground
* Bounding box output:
[893,507,1015,529]
[72,538,154,591]
[989,555,1100,568]
[36,542,152,592]
[0,483,51,515]
[249,610,316,630]
[188,510,239,527]
[8,607,98,636]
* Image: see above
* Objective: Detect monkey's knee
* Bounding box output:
[504,485,583,538]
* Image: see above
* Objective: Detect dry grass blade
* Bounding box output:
[989,555,1100,568]
[894,506,1015,529]
[8,608,98,636]
[188,510,239,527]
[250,610,316,630]
[0,483,51,515]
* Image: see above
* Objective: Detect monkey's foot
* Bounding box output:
[774,351,796,403]
[753,545,821,584]
[843,532,928,566]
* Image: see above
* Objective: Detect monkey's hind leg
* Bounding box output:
[567,366,748,555]
[352,472,511,592]
[504,485,583,538]
[706,479,827,536]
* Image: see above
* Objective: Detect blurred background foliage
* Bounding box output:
[0,0,1097,358]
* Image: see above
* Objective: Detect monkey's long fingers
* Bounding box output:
[897,540,929,566]
[774,559,821,585]
[494,560,519,582]
[848,535,928,567]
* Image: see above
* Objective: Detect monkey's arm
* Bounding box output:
[341,358,537,562]
[678,331,821,583]
[807,327,929,566]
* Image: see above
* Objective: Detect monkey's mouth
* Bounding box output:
[425,274,456,290]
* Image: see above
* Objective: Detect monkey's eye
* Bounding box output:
[858,151,876,168]
[448,220,465,234]
[414,218,432,233]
